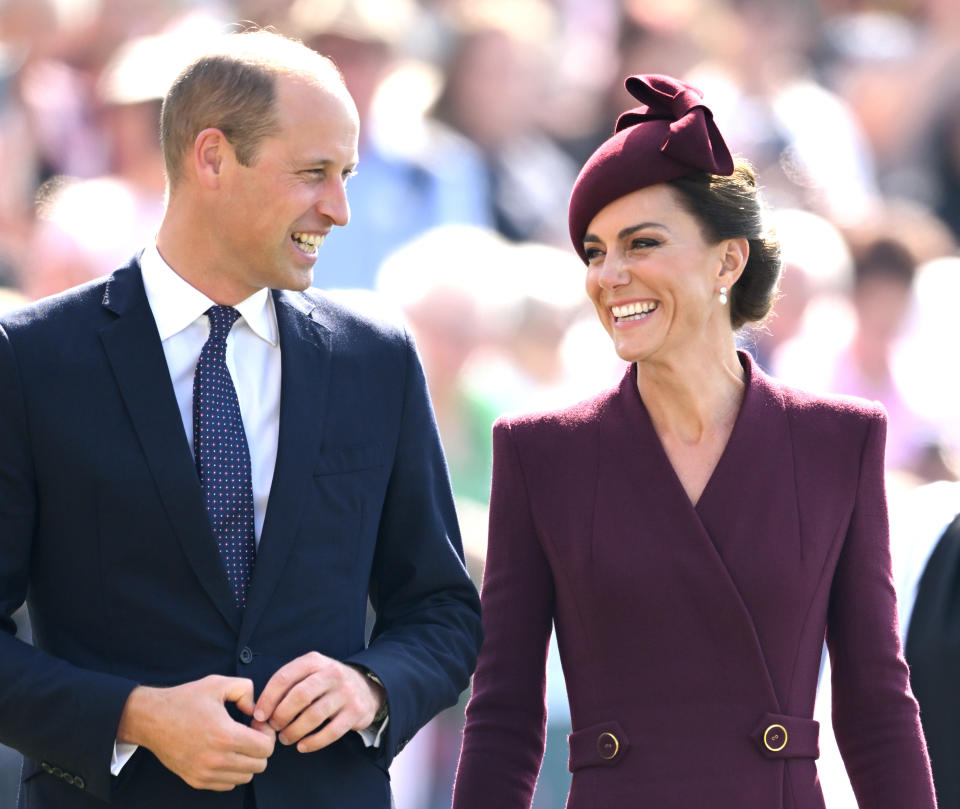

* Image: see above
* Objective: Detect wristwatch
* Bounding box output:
[365,671,389,725]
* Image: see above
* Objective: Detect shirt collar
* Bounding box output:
[139,244,278,347]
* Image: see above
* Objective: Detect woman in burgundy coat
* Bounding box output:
[452,75,936,809]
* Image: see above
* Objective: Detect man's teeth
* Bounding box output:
[612,301,657,320]
[292,232,323,253]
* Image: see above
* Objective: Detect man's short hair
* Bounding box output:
[160,29,346,189]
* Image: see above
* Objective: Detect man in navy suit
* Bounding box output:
[0,29,481,809]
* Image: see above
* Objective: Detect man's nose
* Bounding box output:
[317,180,350,227]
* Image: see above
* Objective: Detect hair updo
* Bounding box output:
[667,160,781,329]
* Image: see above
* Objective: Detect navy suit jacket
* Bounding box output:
[454,353,935,809]
[0,258,482,808]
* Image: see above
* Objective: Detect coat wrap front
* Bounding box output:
[453,353,935,809]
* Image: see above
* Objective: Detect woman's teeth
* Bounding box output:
[612,301,657,321]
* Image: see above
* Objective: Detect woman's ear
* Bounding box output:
[718,237,749,288]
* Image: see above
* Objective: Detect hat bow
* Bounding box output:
[614,74,733,175]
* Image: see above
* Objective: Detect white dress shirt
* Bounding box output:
[112,246,380,775]
[140,244,281,545]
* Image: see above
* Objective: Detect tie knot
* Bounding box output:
[206,305,241,341]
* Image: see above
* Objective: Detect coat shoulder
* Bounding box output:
[296,287,409,347]
[0,276,111,337]
[763,372,887,457]
[772,374,886,426]
[493,382,617,446]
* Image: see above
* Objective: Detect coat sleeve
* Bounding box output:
[0,322,137,802]
[826,408,937,808]
[344,329,482,765]
[452,419,555,809]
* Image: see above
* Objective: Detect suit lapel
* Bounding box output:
[241,290,333,636]
[98,260,241,632]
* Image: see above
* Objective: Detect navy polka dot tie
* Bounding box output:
[193,306,256,609]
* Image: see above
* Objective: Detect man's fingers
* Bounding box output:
[231,723,277,759]
[295,712,354,753]
[277,692,341,745]
[219,675,257,716]
[254,658,310,722]
[268,673,336,732]
[250,717,275,737]
[254,652,335,724]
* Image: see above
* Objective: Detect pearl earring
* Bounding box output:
[718,286,728,305]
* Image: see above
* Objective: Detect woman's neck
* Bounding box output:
[637,341,746,446]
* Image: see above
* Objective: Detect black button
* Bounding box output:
[239,646,254,665]
[74,776,86,790]
[63,774,75,786]
[52,767,63,778]
[41,762,53,774]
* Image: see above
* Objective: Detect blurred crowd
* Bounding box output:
[1,0,958,807]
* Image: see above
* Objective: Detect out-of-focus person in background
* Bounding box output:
[376,224,504,509]
[22,30,177,299]
[431,0,578,245]
[287,0,491,291]
[453,72,936,809]
[774,204,956,481]
[749,207,853,373]
[464,242,594,414]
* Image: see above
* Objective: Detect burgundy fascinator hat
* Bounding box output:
[568,74,735,262]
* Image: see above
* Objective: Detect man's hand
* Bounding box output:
[117,675,276,791]
[253,652,385,753]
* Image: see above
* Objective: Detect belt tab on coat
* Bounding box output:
[568,720,630,771]
[752,712,820,759]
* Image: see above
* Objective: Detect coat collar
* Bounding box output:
[593,351,799,709]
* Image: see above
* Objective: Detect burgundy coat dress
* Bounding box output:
[453,352,936,809]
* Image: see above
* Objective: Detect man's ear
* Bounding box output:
[192,128,230,190]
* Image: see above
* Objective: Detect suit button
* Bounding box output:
[597,731,620,760]
[763,723,788,752]
[239,647,254,665]
[63,773,75,786]
[52,767,63,778]
[74,776,86,790]
[41,762,53,774]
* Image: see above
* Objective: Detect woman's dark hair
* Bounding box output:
[667,160,781,329]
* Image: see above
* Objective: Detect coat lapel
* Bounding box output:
[592,357,783,709]
[695,354,805,702]
[240,290,333,637]
[98,260,241,632]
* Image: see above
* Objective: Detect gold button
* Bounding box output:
[763,723,788,752]
[597,731,620,760]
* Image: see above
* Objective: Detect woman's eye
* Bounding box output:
[583,246,604,262]
[630,238,659,250]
